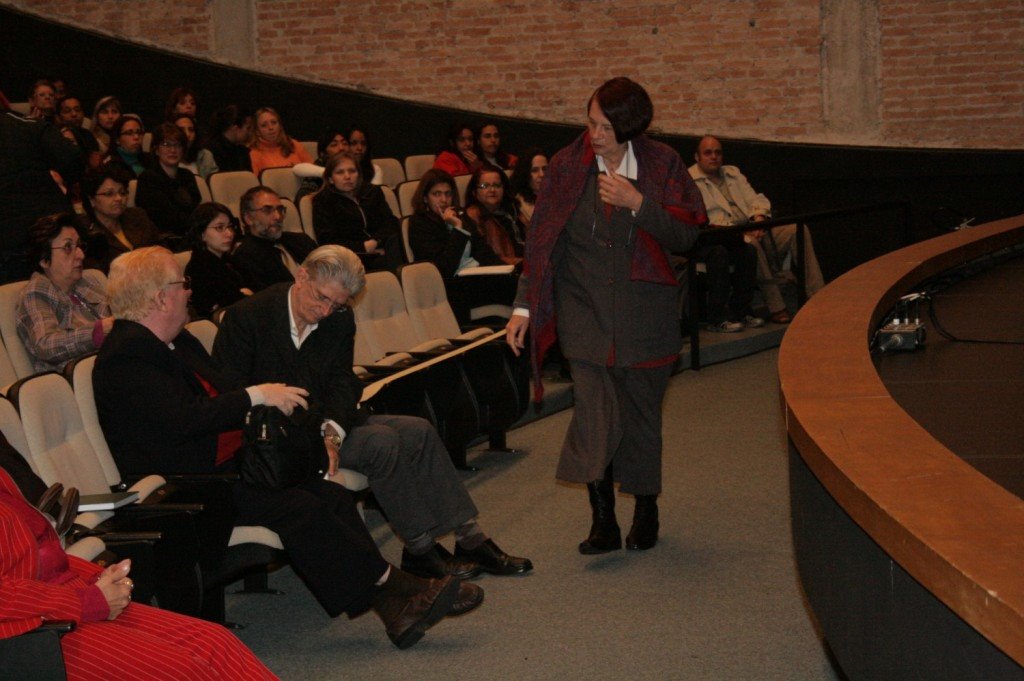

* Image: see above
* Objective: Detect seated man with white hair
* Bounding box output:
[93,246,480,649]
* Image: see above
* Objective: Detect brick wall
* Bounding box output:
[5,0,1023,149]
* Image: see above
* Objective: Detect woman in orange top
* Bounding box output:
[248,107,312,177]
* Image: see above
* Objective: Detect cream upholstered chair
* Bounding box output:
[298,194,318,242]
[127,178,138,207]
[403,154,435,183]
[396,180,419,217]
[381,184,401,219]
[194,173,212,203]
[400,217,414,263]
[208,171,259,217]
[0,340,19,394]
[298,140,317,161]
[454,174,472,204]
[172,250,191,272]
[184,319,218,354]
[374,157,405,189]
[280,197,303,234]
[398,263,493,344]
[260,167,302,203]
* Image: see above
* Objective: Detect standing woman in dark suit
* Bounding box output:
[505,78,706,555]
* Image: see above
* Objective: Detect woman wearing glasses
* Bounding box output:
[102,114,148,177]
[464,165,522,266]
[248,107,312,177]
[311,152,402,271]
[185,202,252,318]
[80,165,161,272]
[16,212,114,373]
[135,123,202,239]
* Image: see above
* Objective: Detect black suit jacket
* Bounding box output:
[232,232,316,293]
[94,319,251,477]
[213,283,367,434]
[184,247,247,318]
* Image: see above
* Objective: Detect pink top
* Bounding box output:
[249,138,313,177]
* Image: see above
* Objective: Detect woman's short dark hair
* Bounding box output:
[465,164,514,214]
[28,212,85,272]
[151,122,186,153]
[187,202,237,251]
[344,124,375,179]
[80,165,134,222]
[316,127,347,161]
[208,104,250,137]
[412,169,459,217]
[473,120,513,168]
[444,121,474,153]
[510,147,547,204]
[164,86,197,122]
[588,77,653,143]
[318,152,361,196]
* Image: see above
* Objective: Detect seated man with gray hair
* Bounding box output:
[213,244,533,581]
[94,246,480,649]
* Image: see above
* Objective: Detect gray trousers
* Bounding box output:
[557,360,674,496]
[338,414,478,542]
[753,224,825,313]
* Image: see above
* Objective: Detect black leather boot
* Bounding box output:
[578,466,621,554]
[625,494,659,551]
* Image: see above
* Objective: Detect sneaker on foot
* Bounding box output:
[743,314,766,328]
[706,320,744,333]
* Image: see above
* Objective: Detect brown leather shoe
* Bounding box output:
[401,544,482,580]
[373,573,462,649]
[448,580,484,617]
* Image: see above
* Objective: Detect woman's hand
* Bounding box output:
[505,314,529,356]
[442,207,463,229]
[598,167,643,212]
[257,384,309,415]
[363,239,379,253]
[462,149,478,165]
[95,559,132,620]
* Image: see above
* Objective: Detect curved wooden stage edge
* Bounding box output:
[779,214,1024,679]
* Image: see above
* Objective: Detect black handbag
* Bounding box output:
[238,405,325,490]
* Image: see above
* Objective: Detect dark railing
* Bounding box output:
[684,201,912,369]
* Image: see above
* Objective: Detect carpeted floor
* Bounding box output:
[228,348,839,680]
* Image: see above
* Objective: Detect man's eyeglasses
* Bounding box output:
[249,205,287,217]
[164,276,192,291]
[476,183,502,191]
[158,141,182,150]
[95,188,129,198]
[310,287,346,313]
[51,240,86,255]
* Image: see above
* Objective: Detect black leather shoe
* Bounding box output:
[625,494,659,551]
[447,580,484,616]
[579,470,621,555]
[455,538,533,575]
[402,544,482,580]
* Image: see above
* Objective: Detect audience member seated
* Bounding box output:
[248,107,312,177]
[80,165,161,272]
[432,121,481,177]
[408,169,515,321]
[689,135,824,324]
[55,95,101,167]
[184,202,252,318]
[102,115,148,177]
[510,147,547,234]
[215,245,532,579]
[465,165,523,265]
[202,105,252,174]
[311,152,402,271]
[345,124,384,185]
[474,121,517,171]
[26,79,55,122]
[89,95,121,155]
[16,213,112,373]
[173,113,218,178]
[0,110,82,284]
[135,123,201,240]
[233,186,317,292]
[94,246,479,648]
[164,86,198,124]
[0,467,280,680]
[293,127,348,202]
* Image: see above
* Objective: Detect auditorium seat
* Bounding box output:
[374,157,405,189]
[0,338,19,393]
[172,250,191,272]
[298,140,317,161]
[381,184,401,219]
[260,167,302,203]
[194,173,212,203]
[127,178,138,207]
[184,319,218,354]
[298,194,318,242]
[403,154,435,183]
[280,197,303,234]
[208,171,259,217]
[454,173,472,204]
[400,217,414,263]
[398,263,493,343]
[0,279,35,380]
[8,101,30,115]
[396,180,419,217]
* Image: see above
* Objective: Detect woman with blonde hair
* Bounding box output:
[248,107,312,176]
